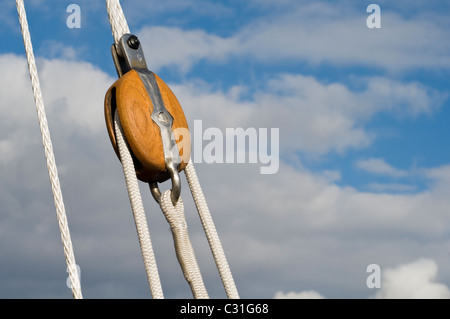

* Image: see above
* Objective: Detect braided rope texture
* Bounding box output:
[160,190,209,299]
[185,161,240,299]
[107,0,164,299]
[106,0,130,44]
[16,0,82,299]
[114,111,164,299]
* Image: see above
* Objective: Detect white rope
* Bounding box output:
[106,0,130,44]
[105,0,163,298]
[185,161,240,299]
[114,111,164,299]
[159,190,209,298]
[16,0,82,299]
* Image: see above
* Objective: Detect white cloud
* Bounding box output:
[274,258,450,299]
[0,54,114,169]
[123,0,233,24]
[362,77,445,118]
[274,290,325,299]
[237,9,450,70]
[38,58,114,132]
[135,3,450,73]
[0,140,15,164]
[39,41,84,61]
[425,165,450,185]
[192,152,450,298]
[374,259,450,299]
[356,158,408,178]
[172,74,443,156]
[138,26,236,73]
[365,182,416,193]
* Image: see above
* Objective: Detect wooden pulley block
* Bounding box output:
[104,69,191,183]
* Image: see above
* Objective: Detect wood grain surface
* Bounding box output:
[105,70,190,182]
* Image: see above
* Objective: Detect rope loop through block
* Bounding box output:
[160,190,209,299]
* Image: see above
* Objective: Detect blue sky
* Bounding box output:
[0,0,450,298]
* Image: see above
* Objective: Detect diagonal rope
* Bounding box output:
[106,0,164,299]
[114,111,164,298]
[16,0,82,299]
[185,161,239,299]
[106,0,130,44]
